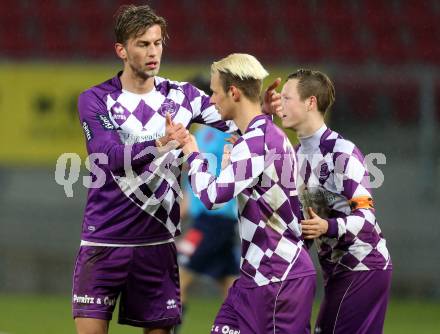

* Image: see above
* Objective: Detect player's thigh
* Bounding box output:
[211,282,240,334]
[72,246,129,321]
[274,275,316,333]
[217,282,279,333]
[118,243,181,329]
[226,276,315,334]
[334,270,391,334]
[75,317,108,334]
[315,271,354,333]
[315,270,391,334]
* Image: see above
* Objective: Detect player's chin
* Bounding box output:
[280,117,290,128]
[221,115,233,122]
[219,110,230,121]
[145,68,160,77]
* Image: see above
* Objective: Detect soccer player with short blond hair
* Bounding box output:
[183,54,316,333]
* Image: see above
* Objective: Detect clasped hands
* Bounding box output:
[156,113,198,154]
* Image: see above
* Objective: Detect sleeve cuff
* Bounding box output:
[136,139,157,152]
[325,218,339,238]
[187,152,201,165]
[131,139,159,161]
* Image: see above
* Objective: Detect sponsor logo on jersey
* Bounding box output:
[166,299,177,309]
[112,105,127,121]
[113,105,125,114]
[73,294,95,304]
[72,294,115,306]
[82,121,92,141]
[211,325,240,334]
[97,114,115,130]
[119,132,162,144]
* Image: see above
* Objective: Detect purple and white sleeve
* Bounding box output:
[78,90,158,172]
[326,147,376,241]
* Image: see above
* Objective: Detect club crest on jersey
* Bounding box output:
[319,163,330,183]
[158,99,178,118]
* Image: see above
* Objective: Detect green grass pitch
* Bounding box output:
[0,295,439,333]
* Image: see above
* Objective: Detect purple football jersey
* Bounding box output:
[296,125,392,277]
[187,115,315,288]
[78,73,237,244]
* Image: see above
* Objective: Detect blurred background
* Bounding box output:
[0,0,439,333]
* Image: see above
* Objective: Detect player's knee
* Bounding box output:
[75,317,108,334]
[143,326,173,334]
[76,328,107,334]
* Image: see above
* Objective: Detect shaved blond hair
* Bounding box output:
[211,53,269,102]
[212,53,269,80]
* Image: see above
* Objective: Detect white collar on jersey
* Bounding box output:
[298,124,328,153]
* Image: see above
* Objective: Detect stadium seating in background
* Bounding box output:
[277,1,324,63]
[1,0,438,65]
[0,0,31,58]
[337,80,379,121]
[387,81,419,123]
[1,0,438,124]
[317,1,367,63]
[156,0,196,58]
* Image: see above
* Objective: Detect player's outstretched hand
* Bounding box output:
[158,112,189,149]
[182,134,199,155]
[262,77,282,115]
[301,208,329,239]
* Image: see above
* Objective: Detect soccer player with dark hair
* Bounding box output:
[183,54,316,334]
[277,69,392,333]
[72,5,280,334]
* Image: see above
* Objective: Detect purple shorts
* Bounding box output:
[72,242,181,328]
[211,275,316,334]
[315,269,392,334]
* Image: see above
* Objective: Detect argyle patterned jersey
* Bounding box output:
[77,72,237,244]
[187,115,315,288]
[296,125,392,277]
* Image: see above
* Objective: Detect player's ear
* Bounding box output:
[308,96,317,111]
[230,86,240,102]
[115,43,127,60]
